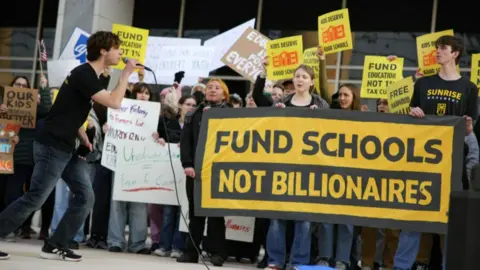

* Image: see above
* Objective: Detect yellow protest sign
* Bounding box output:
[267,35,303,81]
[416,29,454,76]
[387,76,414,114]
[361,56,404,99]
[194,108,465,233]
[471,54,480,95]
[52,89,88,130]
[318,8,353,55]
[112,24,149,70]
[303,48,320,93]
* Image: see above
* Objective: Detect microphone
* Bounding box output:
[122,57,153,72]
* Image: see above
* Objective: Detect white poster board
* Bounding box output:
[113,141,187,205]
[128,36,202,85]
[101,99,160,171]
[47,59,81,87]
[204,18,256,72]
[178,194,255,243]
[59,27,90,63]
[154,46,214,78]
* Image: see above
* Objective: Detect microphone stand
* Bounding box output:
[144,69,210,270]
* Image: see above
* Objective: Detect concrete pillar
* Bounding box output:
[53,0,134,59]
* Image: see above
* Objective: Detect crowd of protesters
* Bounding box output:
[0,31,477,270]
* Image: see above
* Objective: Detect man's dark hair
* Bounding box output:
[86,31,121,61]
[435,35,464,65]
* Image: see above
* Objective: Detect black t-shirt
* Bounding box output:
[410,74,479,120]
[37,63,103,152]
[285,97,314,108]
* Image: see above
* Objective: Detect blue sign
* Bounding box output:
[74,33,88,63]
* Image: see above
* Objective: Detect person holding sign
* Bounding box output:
[0,31,140,261]
[0,74,53,242]
[262,65,328,270]
[395,35,478,270]
[178,79,230,266]
[316,84,360,270]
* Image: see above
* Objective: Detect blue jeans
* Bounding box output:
[0,142,94,247]
[317,223,354,264]
[393,231,447,270]
[51,179,86,242]
[267,219,311,267]
[107,195,148,252]
[393,231,420,270]
[159,205,184,251]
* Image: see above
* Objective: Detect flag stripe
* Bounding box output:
[40,39,47,62]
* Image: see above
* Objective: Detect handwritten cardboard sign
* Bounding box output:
[1,87,38,129]
[113,141,186,205]
[128,36,202,85]
[0,120,20,174]
[101,98,160,171]
[221,27,270,82]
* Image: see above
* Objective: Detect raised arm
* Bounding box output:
[91,59,139,109]
[316,46,331,104]
[252,58,274,107]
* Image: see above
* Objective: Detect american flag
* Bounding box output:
[39,39,47,62]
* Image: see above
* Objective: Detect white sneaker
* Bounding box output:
[170,250,182,258]
[0,233,16,242]
[416,264,428,270]
[154,248,170,257]
[335,261,348,270]
[317,259,330,266]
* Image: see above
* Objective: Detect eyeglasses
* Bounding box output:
[13,82,28,88]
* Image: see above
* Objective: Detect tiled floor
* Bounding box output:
[0,239,255,270]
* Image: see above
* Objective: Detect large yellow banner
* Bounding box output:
[266,35,303,81]
[361,56,404,99]
[112,24,149,70]
[387,76,414,114]
[303,48,320,93]
[471,54,480,95]
[416,29,454,76]
[194,108,465,233]
[318,8,353,55]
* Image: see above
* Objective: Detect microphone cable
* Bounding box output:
[148,69,210,270]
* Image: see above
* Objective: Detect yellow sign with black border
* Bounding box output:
[194,108,465,233]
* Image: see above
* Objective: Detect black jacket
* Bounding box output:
[157,114,182,143]
[180,102,230,169]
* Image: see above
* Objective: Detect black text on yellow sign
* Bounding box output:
[194,108,465,233]
[214,162,439,211]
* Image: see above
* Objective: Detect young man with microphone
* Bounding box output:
[0,31,141,262]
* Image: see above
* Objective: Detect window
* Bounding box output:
[0,1,42,86]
